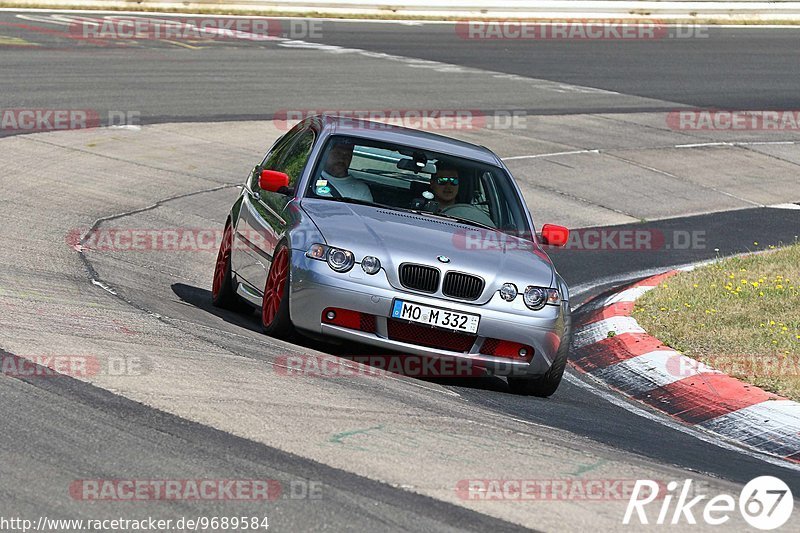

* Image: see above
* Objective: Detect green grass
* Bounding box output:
[635,243,800,400]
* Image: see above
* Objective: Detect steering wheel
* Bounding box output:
[440,204,496,228]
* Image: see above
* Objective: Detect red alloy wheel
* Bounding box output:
[262,246,289,327]
[212,224,233,300]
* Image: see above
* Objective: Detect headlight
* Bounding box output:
[327,248,355,272]
[499,283,517,302]
[361,255,381,275]
[306,244,355,273]
[523,286,560,310]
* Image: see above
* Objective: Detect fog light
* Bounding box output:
[361,256,381,275]
[500,283,517,302]
[326,310,336,320]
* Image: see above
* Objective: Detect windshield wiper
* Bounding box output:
[328,196,427,216]
[423,212,497,231]
[327,196,392,209]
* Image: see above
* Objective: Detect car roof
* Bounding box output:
[313,114,502,166]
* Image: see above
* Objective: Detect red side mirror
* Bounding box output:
[540,224,569,247]
[259,169,290,192]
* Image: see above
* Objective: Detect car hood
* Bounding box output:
[301,199,555,303]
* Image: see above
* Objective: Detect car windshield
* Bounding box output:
[304,135,531,234]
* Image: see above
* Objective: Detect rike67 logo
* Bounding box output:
[624,477,793,529]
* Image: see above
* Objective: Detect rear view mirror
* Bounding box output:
[540,224,569,247]
[259,169,290,193]
[397,158,423,172]
[398,151,434,174]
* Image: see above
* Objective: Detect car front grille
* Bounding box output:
[399,263,440,293]
[360,313,377,333]
[442,272,484,300]
[387,319,476,353]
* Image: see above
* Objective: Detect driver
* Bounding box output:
[429,166,460,209]
[318,140,373,202]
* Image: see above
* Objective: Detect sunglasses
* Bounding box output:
[435,176,459,186]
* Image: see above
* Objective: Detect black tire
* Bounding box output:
[261,241,294,338]
[508,314,572,397]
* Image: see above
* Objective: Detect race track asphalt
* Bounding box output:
[1,11,799,531]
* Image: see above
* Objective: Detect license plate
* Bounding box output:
[391,299,480,334]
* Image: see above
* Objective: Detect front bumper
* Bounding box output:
[289,252,569,377]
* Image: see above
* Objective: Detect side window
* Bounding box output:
[276,129,315,187]
[248,131,297,191]
[262,132,297,170]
